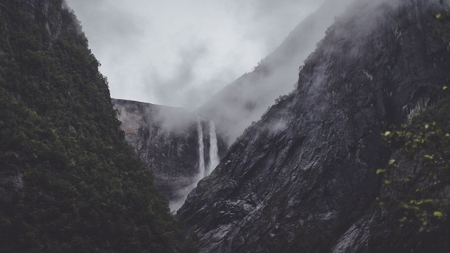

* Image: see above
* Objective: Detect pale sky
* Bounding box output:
[66,0,323,111]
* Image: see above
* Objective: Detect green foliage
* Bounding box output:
[0,0,197,252]
[379,89,450,233]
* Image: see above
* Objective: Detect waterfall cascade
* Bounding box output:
[207,121,220,175]
[196,117,206,180]
[172,118,220,210]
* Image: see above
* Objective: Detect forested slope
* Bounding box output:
[0,0,196,252]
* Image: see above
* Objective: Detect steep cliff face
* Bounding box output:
[195,0,352,145]
[177,0,450,252]
[112,99,226,211]
[0,1,196,252]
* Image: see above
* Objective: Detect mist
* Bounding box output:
[65,0,326,111]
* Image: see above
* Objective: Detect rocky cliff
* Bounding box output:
[177,0,450,252]
[112,99,226,211]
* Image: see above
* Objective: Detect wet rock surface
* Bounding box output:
[177,0,450,252]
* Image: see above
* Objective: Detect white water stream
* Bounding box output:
[171,118,220,211]
[196,117,206,180]
[207,120,220,175]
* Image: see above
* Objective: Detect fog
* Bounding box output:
[65,0,323,111]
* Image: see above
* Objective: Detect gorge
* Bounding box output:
[2,0,450,252]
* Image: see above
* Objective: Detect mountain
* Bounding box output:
[112,98,226,211]
[195,0,353,145]
[177,0,450,252]
[0,0,196,252]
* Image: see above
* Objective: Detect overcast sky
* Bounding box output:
[66,0,323,111]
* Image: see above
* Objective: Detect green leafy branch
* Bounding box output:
[378,93,450,232]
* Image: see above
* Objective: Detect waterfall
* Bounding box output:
[196,117,206,179]
[207,120,220,175]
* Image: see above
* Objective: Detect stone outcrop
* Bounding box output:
[177,0,450,252]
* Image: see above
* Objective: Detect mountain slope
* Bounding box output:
[177,0,450,252]
[0,0,196,252]
[195,0,352,145]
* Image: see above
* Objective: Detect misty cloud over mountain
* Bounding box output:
[66,0,326,110]
[195,0,354,144]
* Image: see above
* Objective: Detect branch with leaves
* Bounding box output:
[378,87,450,232]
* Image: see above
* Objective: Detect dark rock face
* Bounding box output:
[195,0,352,145]
[177,0,450,252]
[112,99,226,210]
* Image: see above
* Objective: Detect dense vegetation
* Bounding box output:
[0,0,197,252]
